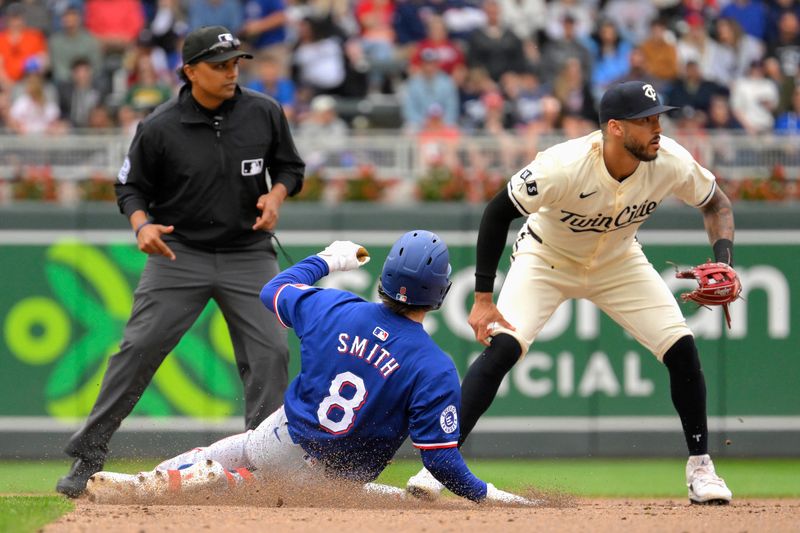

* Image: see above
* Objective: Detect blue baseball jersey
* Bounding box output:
[260,256,462,482]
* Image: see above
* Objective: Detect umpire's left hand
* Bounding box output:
[253,184,288,231]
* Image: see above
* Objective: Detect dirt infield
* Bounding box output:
[44,494,800,533]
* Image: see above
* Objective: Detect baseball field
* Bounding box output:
[2,458,798,532]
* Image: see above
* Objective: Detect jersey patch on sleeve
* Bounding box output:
[117,156,131,184]
[519,169,538,196]
[439,405,458,434]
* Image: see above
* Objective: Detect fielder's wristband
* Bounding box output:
[134,221,152,238]
[713,238,734,266]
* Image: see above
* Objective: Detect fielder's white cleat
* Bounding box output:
[85,471,139,503]
[686,454,732,505]
[406,467,444,501]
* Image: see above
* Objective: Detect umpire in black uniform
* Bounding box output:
[56,25,305,497]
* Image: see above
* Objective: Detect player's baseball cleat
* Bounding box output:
[56,458,103,498]
[85,472,139,503]
[137,459,231,499]
[406,467,444,501]
[363,482,407,499]
[686,454,732,505]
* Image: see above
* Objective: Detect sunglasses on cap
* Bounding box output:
[186,38,243,65]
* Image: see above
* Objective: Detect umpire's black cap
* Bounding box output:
[598,81,677,124]
[182,25,253,65]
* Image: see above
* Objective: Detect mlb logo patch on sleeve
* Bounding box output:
[241,158,264,176]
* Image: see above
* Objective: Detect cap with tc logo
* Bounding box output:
[598,81,677,124]
[182,25,253,65]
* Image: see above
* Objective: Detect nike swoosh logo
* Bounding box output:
[579,191,597,198]
[273,427,282,442]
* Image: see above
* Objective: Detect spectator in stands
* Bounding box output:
[408,14,464,76]
[766,11,800,78]
[601,0,657,45]
[401,47,459,131]
[391,0,430,56]
[720,0,768,42]
[539,14,592,85]
[10,0,51,36]
[544,0,594,42]
[291,16,349,102]
[86,103,114,130]
[187,0,242,35]
[706,93,743,130]
[48,3,102,85]
[116,103,142,139]
[124,54,172,114]
[714,17,764,84]
[638,18,679,90]
[416,102,461,169]
[766,0,800,38]
[8,65,64,134]
[57,57,106,128]
[551,56,596,137]
[763,56,797,115]
[464,0,526,83]
[731,59,780,134]
[502,68,554,131]
[0,2,48,88]
[148,0,188,63]
[677,13,733,87]
[297,94,349,140]
[241,0,288,53]
[496,0,545,50]
[666,60,723,125]
[613,45,658,87]
[586,19,632,101]
[126,29,173,86]
[457,66,496,132]
[353,0,398,93]
[84,0,145,56]
[775,85,800,134]
[245,51,296,122]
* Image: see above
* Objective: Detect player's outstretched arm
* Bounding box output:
[259,241,369,314]
[420,447,533,505]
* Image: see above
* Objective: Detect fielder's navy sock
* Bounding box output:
[663,335,708,456]
[458,333,521,447]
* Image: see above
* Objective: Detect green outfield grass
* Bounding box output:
[1,458,798,533]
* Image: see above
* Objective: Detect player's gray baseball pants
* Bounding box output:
[64,239,289,464]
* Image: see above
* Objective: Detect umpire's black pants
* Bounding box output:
[64,239,288,464]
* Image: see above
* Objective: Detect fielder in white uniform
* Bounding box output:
[408,81,736,505]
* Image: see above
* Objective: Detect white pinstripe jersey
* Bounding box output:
[507,130,716,267]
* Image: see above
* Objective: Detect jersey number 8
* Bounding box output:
[317,371,367,434]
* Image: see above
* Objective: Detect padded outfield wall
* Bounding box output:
[0,203,798,459]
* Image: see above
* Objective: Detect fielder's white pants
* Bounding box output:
[494,229,692,361]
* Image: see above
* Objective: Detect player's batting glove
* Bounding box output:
[317,241,370,273]
[484,483,535,505]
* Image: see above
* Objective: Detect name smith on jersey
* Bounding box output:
[337,333,401,378]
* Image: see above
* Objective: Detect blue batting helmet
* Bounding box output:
[380,230,452,309]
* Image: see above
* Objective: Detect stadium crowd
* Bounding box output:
[0,0,799,137]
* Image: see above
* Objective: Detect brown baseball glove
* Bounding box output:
[675,261,742,329]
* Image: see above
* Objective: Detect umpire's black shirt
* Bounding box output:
[115,84,305,250]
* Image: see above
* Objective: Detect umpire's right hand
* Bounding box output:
[137,223,176,260]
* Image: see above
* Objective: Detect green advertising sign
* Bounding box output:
[1,230,797,431]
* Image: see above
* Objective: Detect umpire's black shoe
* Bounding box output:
[56,458,103,498]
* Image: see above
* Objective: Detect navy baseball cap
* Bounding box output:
[182,26,253,65]
[599,81,677,123]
